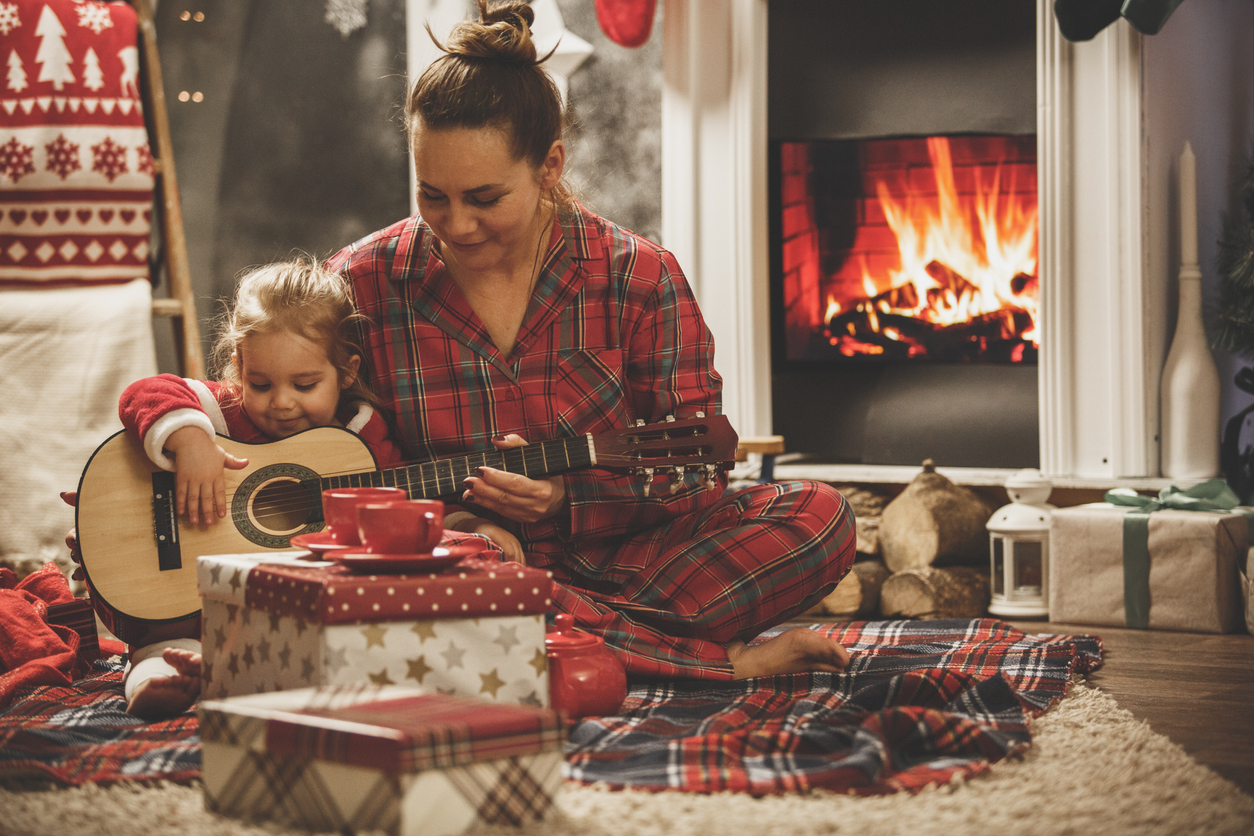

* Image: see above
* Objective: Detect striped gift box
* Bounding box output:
[200,686,564,836]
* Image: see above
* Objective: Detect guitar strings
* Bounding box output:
[183,430,719,526]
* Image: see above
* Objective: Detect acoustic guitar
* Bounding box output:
[75,416,737,640]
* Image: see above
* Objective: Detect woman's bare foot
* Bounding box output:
[727,628,851,680]
[127,649,203,720]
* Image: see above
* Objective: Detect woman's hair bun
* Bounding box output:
[443,0,538,65]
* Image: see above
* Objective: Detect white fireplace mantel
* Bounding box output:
[660,0,1251,483]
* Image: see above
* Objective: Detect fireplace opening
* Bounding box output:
[766,0,1039,469]
[781,134,1038,364]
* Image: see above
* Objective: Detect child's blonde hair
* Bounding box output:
[210,256,380,412]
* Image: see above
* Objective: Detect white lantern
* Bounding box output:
[986,468,1054,618]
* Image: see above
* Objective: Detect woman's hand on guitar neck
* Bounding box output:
[165,427,249,525]
[461,433,567,524]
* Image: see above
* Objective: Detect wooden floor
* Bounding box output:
[1009,621,1254,796]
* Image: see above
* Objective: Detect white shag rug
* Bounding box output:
[1,681,1251,836]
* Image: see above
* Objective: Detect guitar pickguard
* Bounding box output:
[233,462,324,548]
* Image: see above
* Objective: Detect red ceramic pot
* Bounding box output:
[545,613,628,719]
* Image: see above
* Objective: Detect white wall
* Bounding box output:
[1144,0,1254,436]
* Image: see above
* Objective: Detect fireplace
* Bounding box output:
[659,0,1244,483]
[765,0,1040,468]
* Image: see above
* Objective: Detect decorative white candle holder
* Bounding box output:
[987,469,1054,619]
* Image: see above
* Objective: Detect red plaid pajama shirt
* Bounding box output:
[329,204,856,679]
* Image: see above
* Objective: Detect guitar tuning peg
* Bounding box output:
[641,466,655,497]
[695,411,705,418]
[704,463,721,489]
[669,465,685,494]
[635,418,646,427]
[665,415,676,422]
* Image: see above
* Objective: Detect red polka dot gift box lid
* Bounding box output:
[197,553,554,625]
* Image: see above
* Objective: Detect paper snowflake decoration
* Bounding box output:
[75,3,112,35]
[324,0,367,38]
[0,4,20,37]
[44,133,81,179]
[90,135,127,182]
[0,136,34,182]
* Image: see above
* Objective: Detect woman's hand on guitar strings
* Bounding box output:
[165,427,249,525]
[461,434,567,524]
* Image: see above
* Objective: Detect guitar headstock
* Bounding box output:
[593,414,739,494]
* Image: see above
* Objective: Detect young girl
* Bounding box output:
[114,257,522,718]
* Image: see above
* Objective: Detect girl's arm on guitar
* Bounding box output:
[164,427,248,525]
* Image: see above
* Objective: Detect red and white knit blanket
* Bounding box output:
[0,0,152,287]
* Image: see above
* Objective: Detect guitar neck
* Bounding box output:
[320,434,596,499]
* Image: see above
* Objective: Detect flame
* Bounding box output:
[825,137,1038,358]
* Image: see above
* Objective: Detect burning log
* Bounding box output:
[924,260,979,299]
[1010,272,1037,296]
[883,282,918,309]
[922,309,1035,361]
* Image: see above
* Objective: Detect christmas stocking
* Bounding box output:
[596,0,658,48]
[1053,0,1122,41]
[1121,0,1187,36]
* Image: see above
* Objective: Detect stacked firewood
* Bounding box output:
[808,460,993,620]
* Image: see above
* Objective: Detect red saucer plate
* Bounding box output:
[329,543,484,574]
[289,531,354,556]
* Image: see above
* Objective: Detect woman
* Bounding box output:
[329,0,857,680]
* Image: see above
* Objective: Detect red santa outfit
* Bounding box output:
[118,373,404,471]
[113,373,405,706]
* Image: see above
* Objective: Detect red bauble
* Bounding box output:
[595,0,658,48]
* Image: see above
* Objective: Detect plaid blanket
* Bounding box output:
[563,619,1101,795]
[0,619,1098,793]
[0,659,199,785]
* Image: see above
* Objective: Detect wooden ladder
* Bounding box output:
[134,0,204,379]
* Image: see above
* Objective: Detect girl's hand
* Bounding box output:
[165,427,249,525]
[461,434,567,524]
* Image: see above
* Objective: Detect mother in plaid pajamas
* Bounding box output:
[329,0,857,680]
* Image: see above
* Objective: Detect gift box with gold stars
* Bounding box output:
[199,685,564,836]
[197,552,553,706]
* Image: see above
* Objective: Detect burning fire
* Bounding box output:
[824,136,1038,361]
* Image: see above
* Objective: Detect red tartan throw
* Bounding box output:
[0,1,153,287]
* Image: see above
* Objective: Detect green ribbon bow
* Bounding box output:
[1103,479,1246,629]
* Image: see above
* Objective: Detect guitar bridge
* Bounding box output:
[151,472,182,571]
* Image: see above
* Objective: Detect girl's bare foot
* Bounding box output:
[727,627,851,680]
[126,649,203,720]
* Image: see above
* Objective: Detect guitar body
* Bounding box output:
[76,427,376,639]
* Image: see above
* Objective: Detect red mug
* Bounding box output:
[356,499,445,555]
[321,487,406,545]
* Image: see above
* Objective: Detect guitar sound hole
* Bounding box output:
[251,479,315,535]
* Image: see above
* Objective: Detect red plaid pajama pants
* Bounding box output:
[536,480,856,679]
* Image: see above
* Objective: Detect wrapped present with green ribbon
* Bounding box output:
[1049,479,1248,633]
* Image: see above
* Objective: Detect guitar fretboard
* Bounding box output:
[319,434,595,500]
